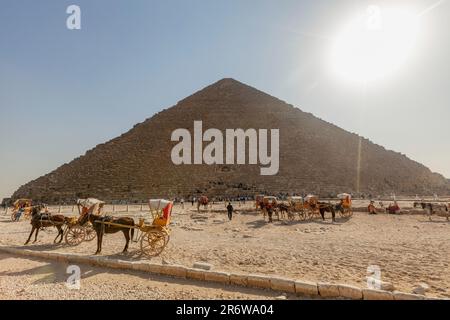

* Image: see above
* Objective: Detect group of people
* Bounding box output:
[368,200,401,215]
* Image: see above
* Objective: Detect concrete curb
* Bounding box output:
[270,277,296,293]
[393,291,426,300]
[230,273,248,287]
[318,282,340,298]
[362,288,394,300]
[247,274,271,289]
[295,280,319,297]
[0,245,445,300]
[338,284,363,300]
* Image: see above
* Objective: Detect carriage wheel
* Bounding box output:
[275,210,281,221]
[140,230,169,258]
[347,208,353,217]
[65,226,86,246]
[83,223,96,242]
[288,211,296,221]
[10,212,17,222]
[298,211,306,221]
[339,208,353,218]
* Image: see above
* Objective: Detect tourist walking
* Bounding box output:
[227,202,234,221]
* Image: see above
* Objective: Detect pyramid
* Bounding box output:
[11,78,450,202]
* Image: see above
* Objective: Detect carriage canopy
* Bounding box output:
[148,199,173,227]
[305,195,318,201]
[13,199,32,208]
[77,198,105,209]
[149,199,172,211]
[263,196,277,204]
[337,193,352,200]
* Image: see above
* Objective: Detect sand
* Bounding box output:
[0,253,292,300]
[0,200,449,298]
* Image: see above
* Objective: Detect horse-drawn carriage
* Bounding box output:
[336,193,353,218]
[260,196,278,222]
[64,198,102,246]
[10,199,33,221]
[303,195,322,220]
[287,196,308,220]
[23,198,173,257]
[90,199,173,257]
[288,195,337,221]
[255,195,265,210]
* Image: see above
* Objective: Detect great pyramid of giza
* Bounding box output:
[11,78,450,202]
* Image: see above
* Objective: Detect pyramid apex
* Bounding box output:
[213,78,245,85]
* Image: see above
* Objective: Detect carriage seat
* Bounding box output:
[152,202,173,227]
[342,199,352,207]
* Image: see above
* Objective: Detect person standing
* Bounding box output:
[180,198,184,209]
[227,202,234,221]
[15,203,25,221]
[368,201,377,215]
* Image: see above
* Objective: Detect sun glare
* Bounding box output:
[330,6,421,84]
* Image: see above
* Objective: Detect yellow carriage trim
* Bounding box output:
[288,196,304,211]
[13,199,32,209]
[148,199,173,227]
[67,216,79,225]
[337,193,352,208]
[305,194,318,205]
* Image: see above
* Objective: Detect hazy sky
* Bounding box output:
[1,0,449,200]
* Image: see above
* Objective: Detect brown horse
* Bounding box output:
[260,201,276,223]
[78,212,135,255]
[25,205,68,245]
[276,203,291,220]
[318,202,336,222]
[197,196,209,212]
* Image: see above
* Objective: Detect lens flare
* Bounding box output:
[330,6,421,84]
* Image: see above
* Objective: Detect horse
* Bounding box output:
[260,201,275,223]
[78,211,135,255]
[197,196,209,212]
[25,205,68,245]
[276,203,291,220]
[318,202,336,222]
[414,202,449,221]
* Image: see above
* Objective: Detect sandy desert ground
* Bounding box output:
[0,253,298,300]
[0,200,449,298]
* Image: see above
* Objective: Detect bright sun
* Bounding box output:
[330,6,421,84]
